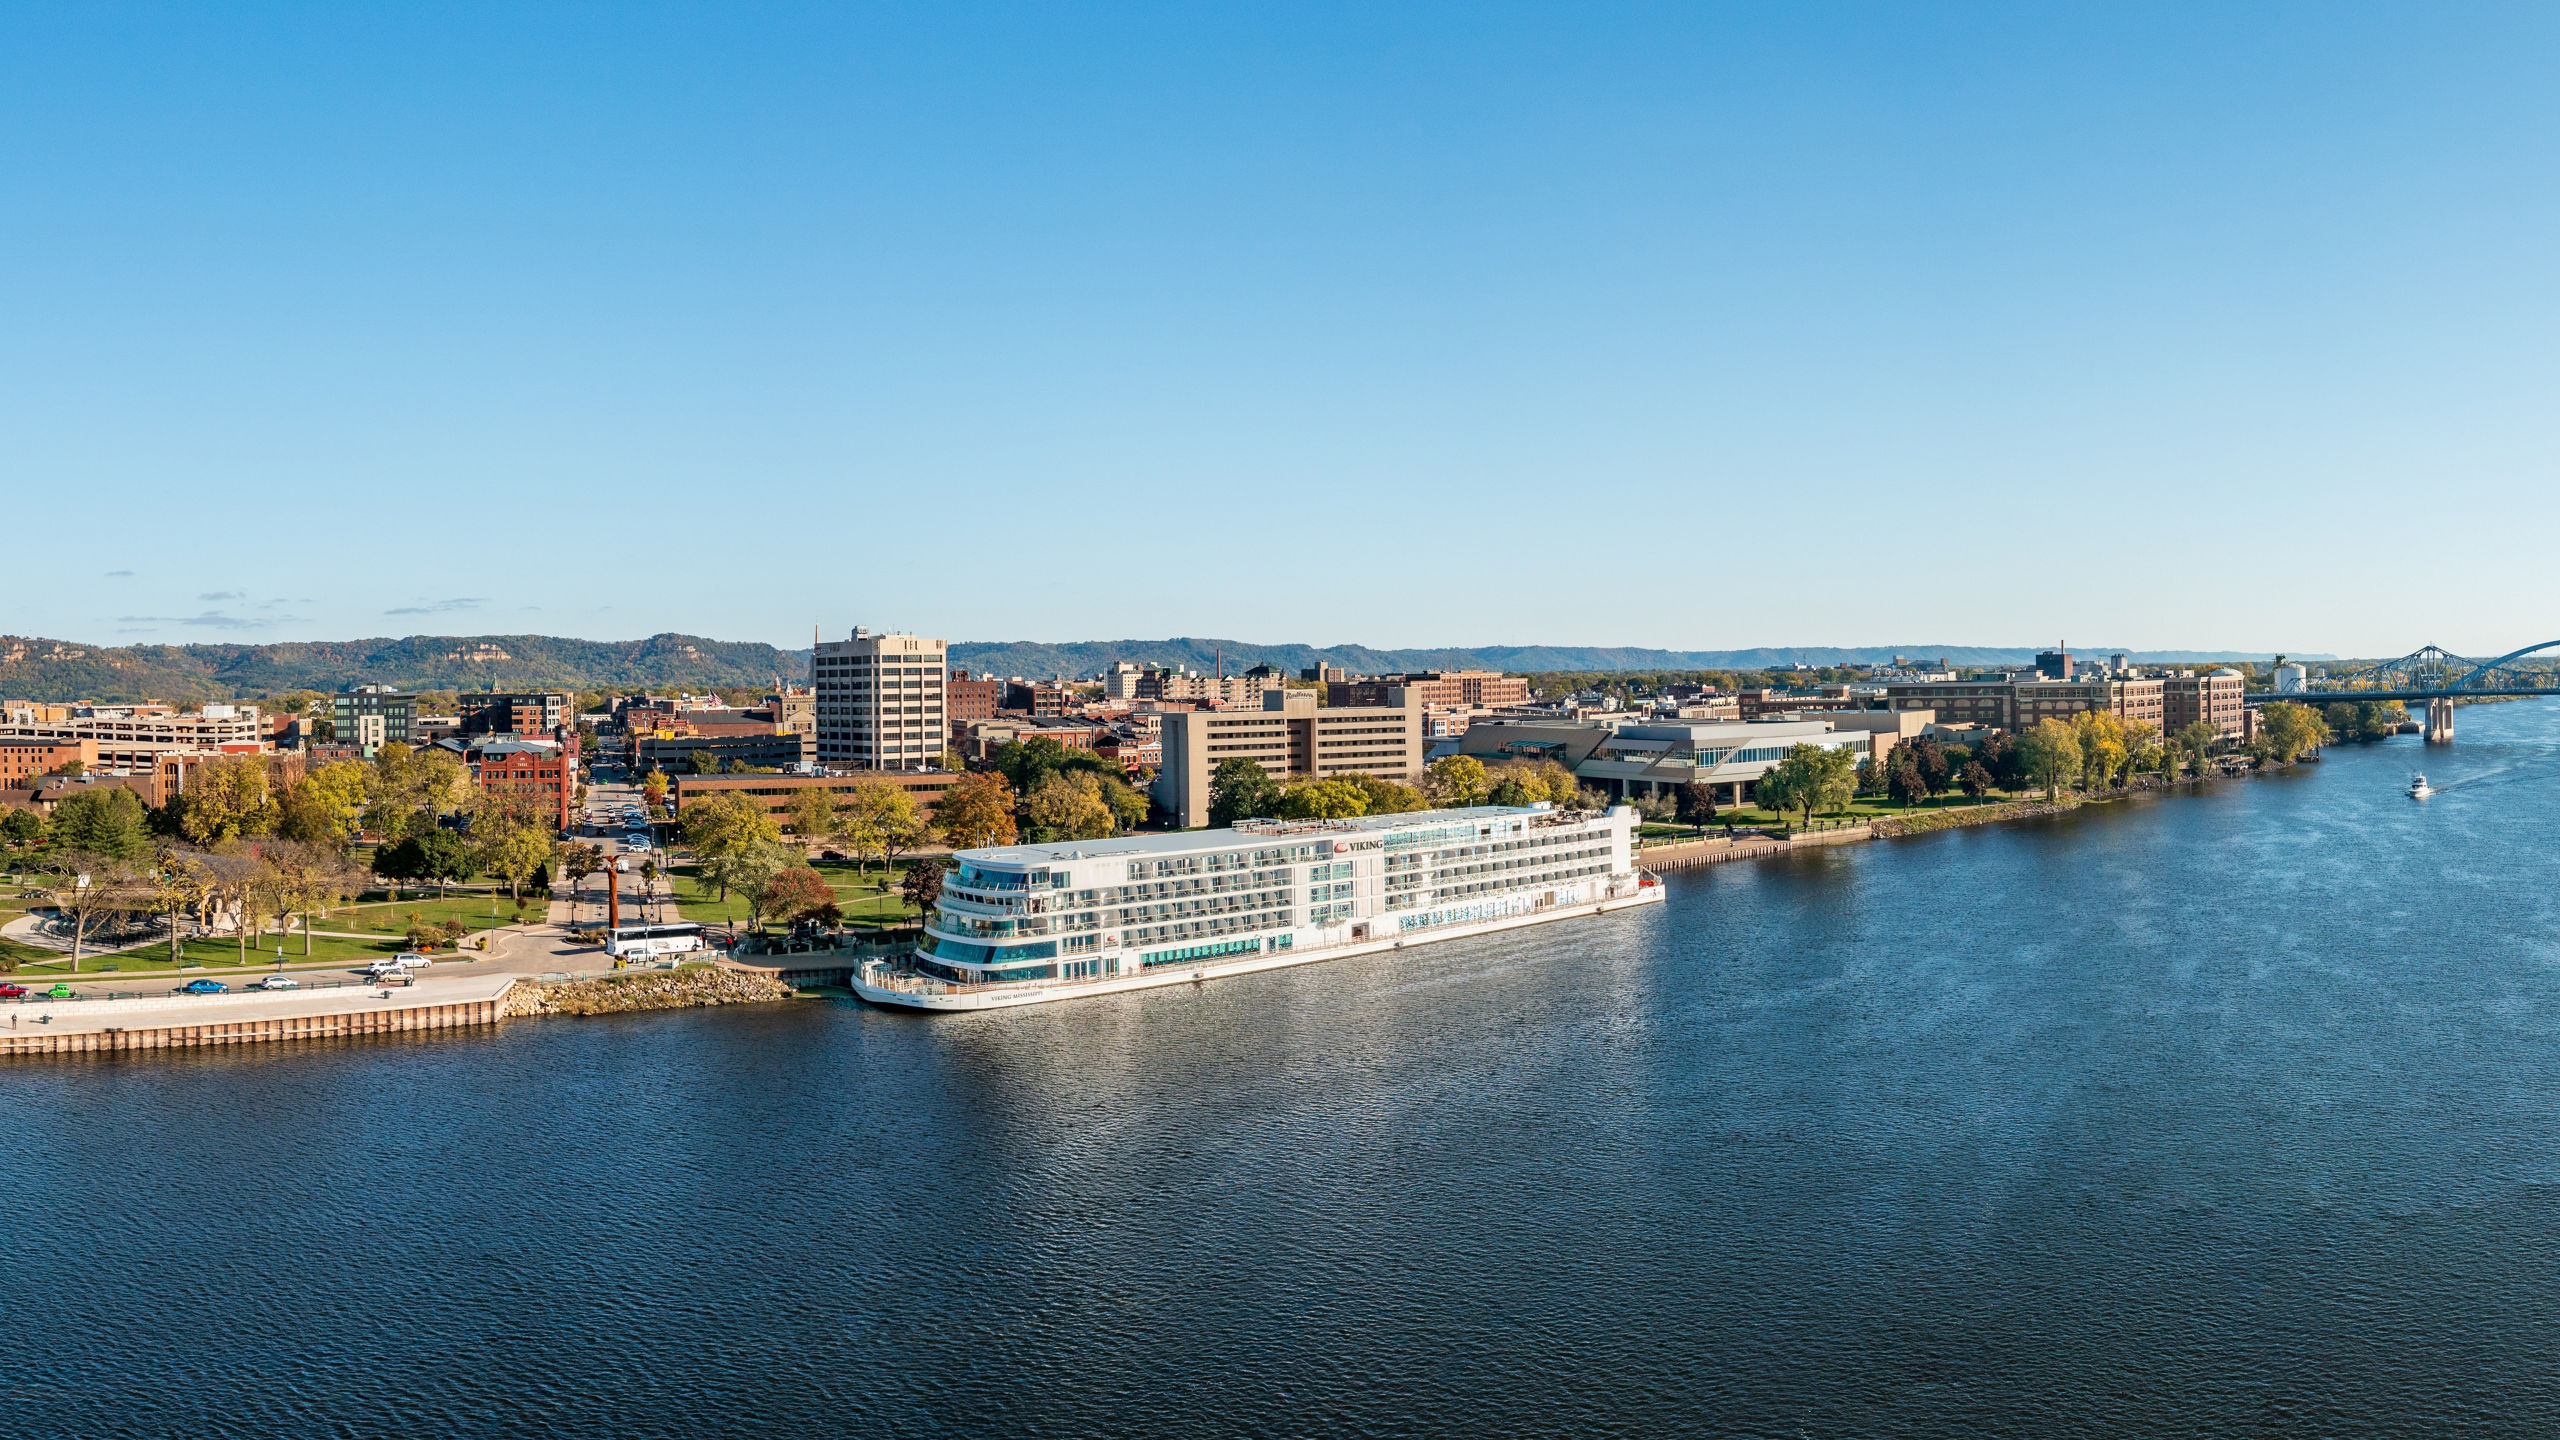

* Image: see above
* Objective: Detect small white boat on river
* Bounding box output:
[2409,774,2434,799]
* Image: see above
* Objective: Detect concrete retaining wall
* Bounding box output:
[0,996,506,1056]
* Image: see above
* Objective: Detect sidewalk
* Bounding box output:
[0,971,520,1038]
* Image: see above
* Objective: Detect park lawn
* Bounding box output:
[809,860,923,927]
[324,893,538,935]
[667,861,922,931]
[14,932,422,976]
[1638,789,2030,835]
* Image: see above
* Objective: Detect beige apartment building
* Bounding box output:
[1153,688,1423,827]
[813,627,946,770]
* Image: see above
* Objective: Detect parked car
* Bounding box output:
[179,979,229,995]
[256,976,300,991]
[0,982,27,998]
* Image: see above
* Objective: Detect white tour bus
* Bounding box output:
[605,922,705,960]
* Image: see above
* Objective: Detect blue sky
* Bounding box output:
[6,4,2557,658]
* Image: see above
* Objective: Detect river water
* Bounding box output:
[10,702,2560,1437]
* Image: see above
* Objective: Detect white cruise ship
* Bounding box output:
[852,802,1663,1011]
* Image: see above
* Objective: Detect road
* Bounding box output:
[565,773,685,934]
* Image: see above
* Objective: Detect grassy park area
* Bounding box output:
[666,859,923,932]
[11,932,428,977]
[326,892,537,934]
[1634,787,2033,839]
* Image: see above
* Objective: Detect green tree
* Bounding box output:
[2255,701,2328,763]
[1886,751,1929,807]
[991,735,1118,795]
[2125,729,2166,780]
[785,785,837,844]
[1206,758,1283,827]
[1754,744,1859,827]
[2345,700,2407,742]
[2016,718,2083,799]
[371,835,424,898]
[1423,755,1489,808]
[707,838,797,923]
[176,754,280,845]
[1,807,43,854]
[2173,720,2221,777]
[1024,772,1119,841]
[832,782,920,876]
[1277,777,1369,820]
[280,758,373,847]
[2071,712,2131,791]
[50,786,150,862]
[477,817,558,906]
[1095,773,1154,830]
[1346,774,1428,814]
[1906,736,1950,803]
[414,827,477,895]
[680,791,782,895]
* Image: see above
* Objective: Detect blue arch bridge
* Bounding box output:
[2258,642,2560,742]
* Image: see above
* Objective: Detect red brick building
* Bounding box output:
[0,736,96,785]
[462,738,576,832]
[1327,670,1531,710]
[2162,670,2247,739]
[1002,681,1074,717]
[945,670,1006,744]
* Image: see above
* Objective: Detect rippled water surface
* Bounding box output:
[13,703,2560,1437]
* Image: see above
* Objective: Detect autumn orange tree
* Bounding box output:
[934,773,1018,850]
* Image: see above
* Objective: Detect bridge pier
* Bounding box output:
[2426,696,2456,744]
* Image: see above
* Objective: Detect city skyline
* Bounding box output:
[11,5,2559,655]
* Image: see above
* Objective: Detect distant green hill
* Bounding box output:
[0,634,811,703]
[0,631,2317,702]
[943,637,2308,679]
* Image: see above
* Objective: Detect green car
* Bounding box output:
[46,984,73,1000]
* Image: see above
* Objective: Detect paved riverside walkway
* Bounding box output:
[1638,823,1875,871]
[0,971,521,1040]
